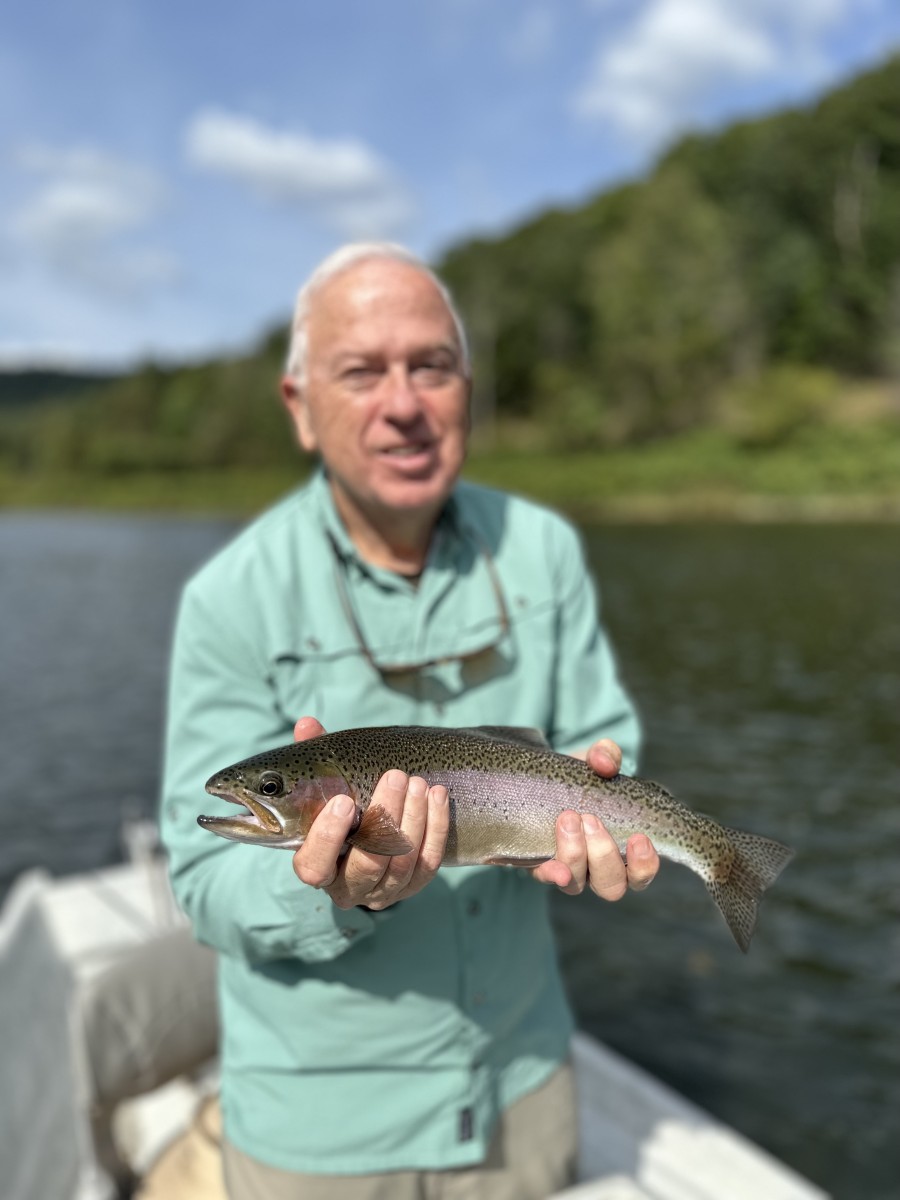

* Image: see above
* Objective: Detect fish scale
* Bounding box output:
[200,724,794,952]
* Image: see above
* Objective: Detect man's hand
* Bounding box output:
[290,717,450,910]
[530,738,660,899]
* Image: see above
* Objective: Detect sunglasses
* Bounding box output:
[326,528,509,678]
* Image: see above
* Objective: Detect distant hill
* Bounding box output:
[0,368,123,410]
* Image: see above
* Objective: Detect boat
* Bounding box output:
[0,829,828,1200]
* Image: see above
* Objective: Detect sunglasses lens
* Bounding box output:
[330,527,508,677]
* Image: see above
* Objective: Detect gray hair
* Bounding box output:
[284,241,471,387]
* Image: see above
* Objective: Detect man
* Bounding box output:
[161,242,659,1200]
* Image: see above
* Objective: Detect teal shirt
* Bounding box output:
[161,471,640,1174]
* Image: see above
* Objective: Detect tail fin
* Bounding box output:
[706,829,794,952]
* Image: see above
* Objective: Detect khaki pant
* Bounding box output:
[223,1064,577,1200]
[138,1095,225,1200]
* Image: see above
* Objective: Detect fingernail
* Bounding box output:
[331,795,354,819]
[561,813,581,836]
[583,814,602,835]
[408,776,427,798]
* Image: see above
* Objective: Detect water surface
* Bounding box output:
[1,514,897,1199]
[553,525,900,1200]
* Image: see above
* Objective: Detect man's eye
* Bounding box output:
[413,361,454,383]
[342,366,379,385]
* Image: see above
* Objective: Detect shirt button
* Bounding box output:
[472,991,487,1006]
[466,900,481,917]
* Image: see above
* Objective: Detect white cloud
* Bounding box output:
[11,144,179,298]
[184,109,415,237]
[573,0,852,146]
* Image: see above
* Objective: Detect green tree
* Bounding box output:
[585,167,755,441]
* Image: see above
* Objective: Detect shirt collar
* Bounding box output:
[310,466,464,581]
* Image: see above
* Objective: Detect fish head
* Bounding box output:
[199,751,352,848]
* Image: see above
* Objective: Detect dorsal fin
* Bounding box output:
[465,726,551,750]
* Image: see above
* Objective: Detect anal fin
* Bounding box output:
[485,854,552,868]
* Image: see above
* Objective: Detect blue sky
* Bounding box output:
[2,0,898,369]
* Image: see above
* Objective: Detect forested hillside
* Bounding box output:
[1,54,898,503]
[439,53,900,448]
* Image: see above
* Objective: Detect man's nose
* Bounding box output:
[382,366,424,419]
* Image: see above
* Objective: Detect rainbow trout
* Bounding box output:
[200,725,793,952]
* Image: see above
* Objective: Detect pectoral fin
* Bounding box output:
[350,805,414,856]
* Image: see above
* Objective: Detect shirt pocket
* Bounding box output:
[268,651,419,731]
[461,598,559,730]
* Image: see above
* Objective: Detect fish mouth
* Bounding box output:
[199,786,285,840]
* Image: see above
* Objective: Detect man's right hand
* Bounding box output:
[290,717,450,910]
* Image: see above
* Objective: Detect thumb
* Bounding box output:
[294,715,326,743]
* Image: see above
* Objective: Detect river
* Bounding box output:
[1,512,897,1199]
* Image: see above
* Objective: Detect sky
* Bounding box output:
[2,0,898,370]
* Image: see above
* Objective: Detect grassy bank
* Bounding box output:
[0,465,308,515]
[465,422,900,521]
[2,422,899,521]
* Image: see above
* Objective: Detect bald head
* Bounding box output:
[284,242,470,388]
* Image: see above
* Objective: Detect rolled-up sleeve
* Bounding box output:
[160,579,377,964]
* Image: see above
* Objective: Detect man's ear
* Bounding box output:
[281,376,318,452]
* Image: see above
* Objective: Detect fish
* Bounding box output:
[199,724,794,952]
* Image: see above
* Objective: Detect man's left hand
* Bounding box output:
[530,739,660,899]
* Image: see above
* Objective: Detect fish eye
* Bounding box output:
[258,772,284,797]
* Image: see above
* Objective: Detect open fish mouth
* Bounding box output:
[200,788,284,836]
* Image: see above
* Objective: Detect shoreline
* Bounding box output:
[1,480,899,524]
[563,492,900,523]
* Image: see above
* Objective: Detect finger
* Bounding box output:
[362,774,431,905]
[531,858,575,889]
[331,770,412,907]
[625,834,659,892]
[587,739,622,778]
[294,715,326,742]
[401,784,450,899]
[547,810,589,896]
[292,793,356,890]
[583,814,628,901]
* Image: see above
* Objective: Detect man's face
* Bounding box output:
[283,258,470,529]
